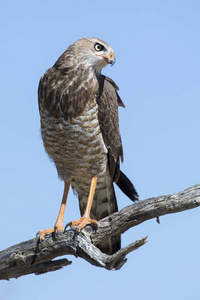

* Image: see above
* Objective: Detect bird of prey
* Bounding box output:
[38,37,138,254]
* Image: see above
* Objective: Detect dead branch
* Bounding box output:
[0,183,199,280]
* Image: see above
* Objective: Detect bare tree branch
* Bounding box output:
[0,183,199,280]
[91,182,200,244]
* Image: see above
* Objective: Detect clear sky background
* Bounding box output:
[1,0,200,299]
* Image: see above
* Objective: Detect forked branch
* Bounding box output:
[0,183,199,280]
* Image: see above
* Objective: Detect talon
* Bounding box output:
[36,232,43,243]
[64,222,72,231]
[70,216,98,232]
[37,225,64,240]
[54,226,58,234]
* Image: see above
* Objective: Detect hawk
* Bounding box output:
[38,37,138,254]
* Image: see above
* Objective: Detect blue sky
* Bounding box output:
[1,0,200,299]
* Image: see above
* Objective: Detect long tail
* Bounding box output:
[78,170,138,255]
[78,169,120,255]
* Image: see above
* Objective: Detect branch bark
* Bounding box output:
[0,183,199,280]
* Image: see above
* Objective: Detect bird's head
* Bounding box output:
[68,37,115,73]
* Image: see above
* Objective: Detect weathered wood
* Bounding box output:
[91,183,200,244]
[0,183,199,280]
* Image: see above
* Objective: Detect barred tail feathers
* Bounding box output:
[78,170,121,255]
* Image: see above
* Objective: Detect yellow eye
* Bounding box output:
[94,43,105,52]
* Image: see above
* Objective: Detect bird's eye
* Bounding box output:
[94,43,105,52]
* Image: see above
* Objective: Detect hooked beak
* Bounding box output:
[96,51,116,66]
[109,56,116,66]
[106,51,115,66]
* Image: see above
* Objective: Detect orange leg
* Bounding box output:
[38,180,71,240]
[70,176,98,231]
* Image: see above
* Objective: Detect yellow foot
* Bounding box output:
[37,225,64,240]
[70,216,98,232]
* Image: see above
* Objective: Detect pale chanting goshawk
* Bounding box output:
[38,37,138,255]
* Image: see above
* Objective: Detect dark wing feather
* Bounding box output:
[96,75,124,182]
[96,75,139,201]
[116,171,139,201]
[105,76,125,108]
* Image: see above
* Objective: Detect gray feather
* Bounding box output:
[79,168,121,255]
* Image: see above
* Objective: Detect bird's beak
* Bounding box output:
[106,51,115,66]
[96,51,116,66]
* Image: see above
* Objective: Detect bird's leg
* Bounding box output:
[38,180,71,240]
[70,176,98,231]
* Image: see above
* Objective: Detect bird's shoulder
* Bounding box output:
[96,75,125,108]
[38,64,98,119]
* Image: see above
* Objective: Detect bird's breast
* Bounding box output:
[40,98,108,194]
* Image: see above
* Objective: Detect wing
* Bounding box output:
[96,76,125,182]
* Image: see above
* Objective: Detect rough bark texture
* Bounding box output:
[0,183,199,280]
